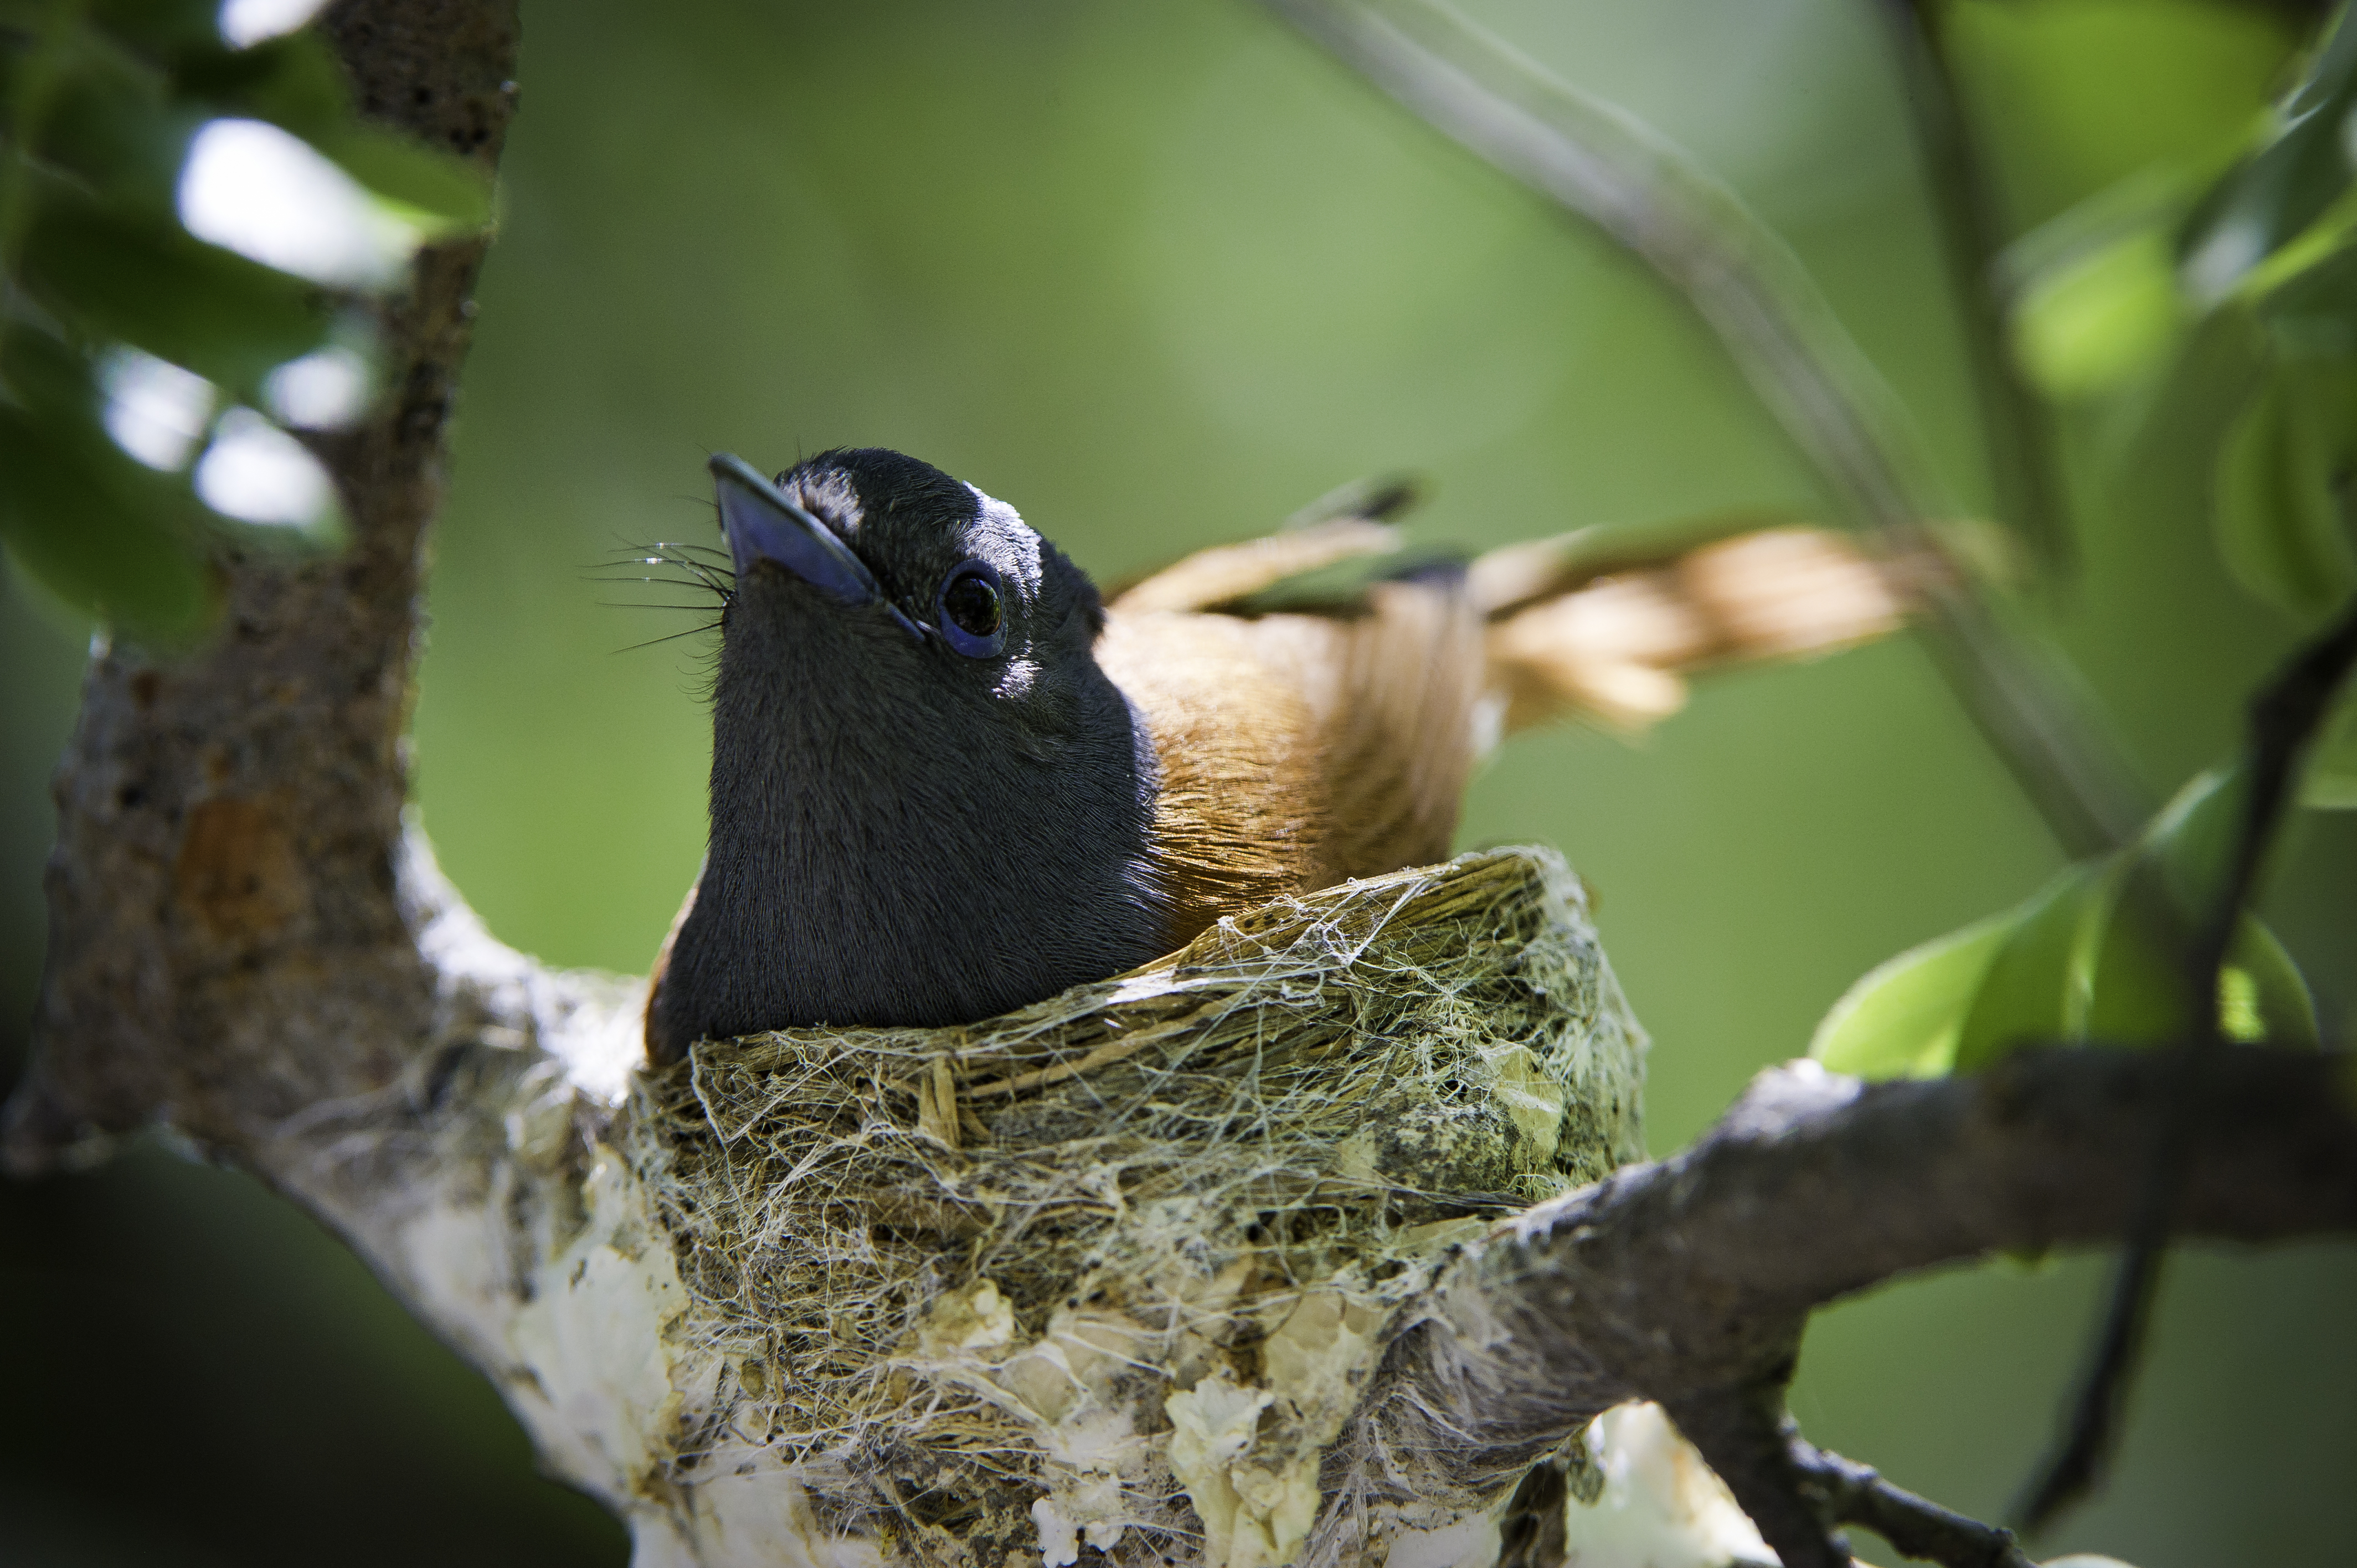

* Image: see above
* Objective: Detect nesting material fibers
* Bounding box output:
[628,847,1646,1568]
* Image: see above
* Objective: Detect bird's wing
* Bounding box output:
[1115,502,1917,726]
[1100,510,1924,940]
[1106,518,1406,615]
[1480,525,1919,731]
[1235,581,1486,886]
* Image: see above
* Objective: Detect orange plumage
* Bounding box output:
[1094,509,1912,951]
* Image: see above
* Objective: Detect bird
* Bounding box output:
[640,447,1917,1064]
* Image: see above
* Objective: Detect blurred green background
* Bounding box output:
[4,0,2352,1562]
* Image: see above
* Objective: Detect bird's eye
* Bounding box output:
[936,561,1006,657]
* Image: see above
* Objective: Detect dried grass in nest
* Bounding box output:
[628,847,1646,1568]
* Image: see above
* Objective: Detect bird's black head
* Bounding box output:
[648,448,1170,1059]
[713,446,1107,725]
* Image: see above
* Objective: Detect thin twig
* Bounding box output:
[2016,595,2357,1531]
[2195,599,2357,986]
[1797,1440,2033,1568]
[1662,1383,1845,1568]
[1875,0,2074,574]
[1666,1379,2037,1568]
[1260,0,2148,855]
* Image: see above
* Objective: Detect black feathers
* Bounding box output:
[646,449,1169,1061]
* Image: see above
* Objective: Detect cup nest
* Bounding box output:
[628,846,1646,1568]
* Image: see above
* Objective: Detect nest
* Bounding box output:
[627,847,1646,1568]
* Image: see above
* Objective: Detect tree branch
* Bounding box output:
[1875,0,2073,575]
[3,0,519,1173]
[1310,1044,2357,1555]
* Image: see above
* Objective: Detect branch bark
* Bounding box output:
[1306,1045,2357,1559]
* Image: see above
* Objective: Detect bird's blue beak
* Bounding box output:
[711,452,885,607]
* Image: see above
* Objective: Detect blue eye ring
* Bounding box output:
[935,560,1007,657]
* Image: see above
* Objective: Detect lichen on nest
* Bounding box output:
[626,846,1646,1568]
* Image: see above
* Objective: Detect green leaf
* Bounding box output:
[2212,359,2357,621]
[2078,866,2201,1044]
[169,32,493,232]
[0,401,214,640]
[2090,765,2318,1048]
[84,0,225,54]
[2013,225,2185,400]
[2179,6,2357,302]
[1808,914,2011,1080]
[2226,918,2323,1045]
[26,17,193,215]
[1,316,108,424]
[1953,864,2116,1071]
[308,125,493,235]
[1820,763,2320,1080]
[2256,241,2357,358]
[2307,689,2357,807]
[2078,893,2319,1048]
[2139,763,2243,912]
[169,31,348,142]
[17,180,331,394]
[0,0,450,638]
[2106,300,2269,529]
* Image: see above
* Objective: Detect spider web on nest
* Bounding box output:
[625,846,1646,1568]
